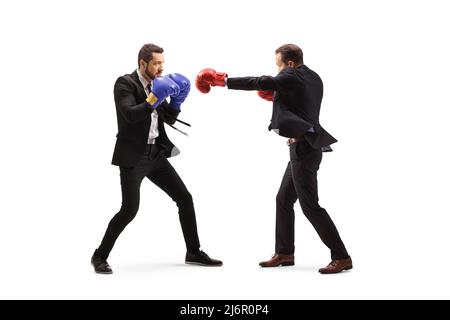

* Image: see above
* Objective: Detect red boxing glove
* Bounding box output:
[257,90,274,102]
[195,68,227,93]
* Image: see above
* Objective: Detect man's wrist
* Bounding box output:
[146,93,158,109]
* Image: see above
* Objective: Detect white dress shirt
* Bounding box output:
[136,69,159,144]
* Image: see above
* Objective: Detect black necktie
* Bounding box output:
[146,83,152,95]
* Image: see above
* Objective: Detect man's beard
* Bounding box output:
[144,68,155,80]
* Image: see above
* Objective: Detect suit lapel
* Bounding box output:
[130,70,147,101]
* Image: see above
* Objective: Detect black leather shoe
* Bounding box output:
[185,250,223,266]
[91,250,113,274]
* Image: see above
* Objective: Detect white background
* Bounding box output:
[1,0,449,299]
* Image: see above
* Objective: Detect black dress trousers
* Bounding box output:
[275,140,349,260]
[97,143,201,258]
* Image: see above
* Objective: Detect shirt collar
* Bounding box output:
[136,68,151,88]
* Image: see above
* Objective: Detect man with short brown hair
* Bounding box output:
[195,44,352,274]
[91,43,222,274]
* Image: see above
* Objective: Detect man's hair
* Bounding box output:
[138,43,164,66]
[275,44,303,65]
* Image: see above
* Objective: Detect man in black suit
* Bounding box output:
[195,44,351,274]
[91,43,222,274]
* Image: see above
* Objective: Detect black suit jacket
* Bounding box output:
[111,70,181,167]
[227,65,337,149]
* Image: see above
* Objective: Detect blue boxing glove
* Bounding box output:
[146,76,180,109]
[167,73,191,110]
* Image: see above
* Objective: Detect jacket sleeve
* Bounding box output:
[114,77,152,124]
[226,69,297,91]
[157,100,180,125]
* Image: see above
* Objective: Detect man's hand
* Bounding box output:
[146,76,180,109]
[167,73,190,110]
[257,90,274,102]
[195,68,227,93]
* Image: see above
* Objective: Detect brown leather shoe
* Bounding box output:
[319,257,352,274]
[259,254,294,267]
